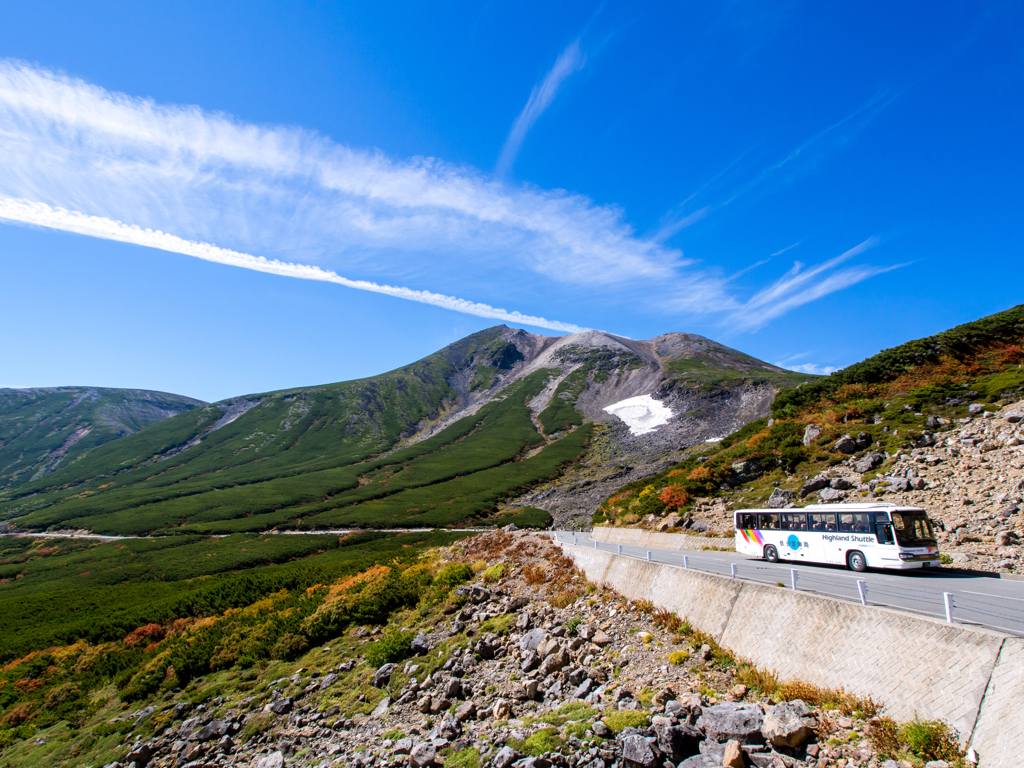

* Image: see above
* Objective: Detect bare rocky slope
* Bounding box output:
[14,531,951,768]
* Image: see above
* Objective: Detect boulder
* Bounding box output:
[853,453,885,473]
[454,701,477,722]
[761,700,814,747]
[394,738,414,755]
[657,513,683,532]
[268,698,293,715]
[409,742,437,767]
[619,733,657,768]
[318,673,339,691]
[474,635,500,659]
[698,702,765,744]
[124,743,153,767]
[371,697,391,718]
[520,650,540,672]
[591,630,613,647]
[410,634,431,655]
[886,478,911,493]
[731,460,763,484]
[651,686,676,707]
[536,636,560,659]
[593,719,613,738]
[493,699,512,720]
[819,488,846,502]
[519,628,547,652]
[834,434,858,454]
[195,721,230,741]
[802,424,823,447]
[1004,410,1024,424]
[969,403,985,415]
[800,476,830,497]
[654,723,703,762]
[722,740,745,768]
[373,663,397,688]
[252,752,285,768]
[493,746,520,768]
[765,488,795,509]
[830,477,853,490]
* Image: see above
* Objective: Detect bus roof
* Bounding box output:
[734,502,927,514]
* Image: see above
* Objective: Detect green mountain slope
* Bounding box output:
[0,387,204,490]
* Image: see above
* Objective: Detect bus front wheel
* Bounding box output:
[847,551,867,572]
[764,545,779,563]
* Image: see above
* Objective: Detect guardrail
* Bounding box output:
[557,532,1024,636]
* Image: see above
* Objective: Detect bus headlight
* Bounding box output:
[898,553,914,560]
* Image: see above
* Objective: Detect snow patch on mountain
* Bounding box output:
[603,395,673,435]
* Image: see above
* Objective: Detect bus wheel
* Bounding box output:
[847,551,867,572]
[764,545,779,563]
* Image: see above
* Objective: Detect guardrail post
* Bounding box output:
[617,544,622,555]
[646,551,651,562]
[683,555,689,569]
[573,536,578,545]
[594,540,598,550]
[857,580,867,606]
[791,569,798,591]
[730,563,737,579]
[943,592,954,623]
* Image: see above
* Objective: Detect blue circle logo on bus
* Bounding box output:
[787,535,800,551]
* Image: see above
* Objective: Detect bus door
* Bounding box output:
[808,512,842,564]
[836,512,873,565]
[780,513,810,560]
[758,513,782,556]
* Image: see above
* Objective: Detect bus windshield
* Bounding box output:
[891,512,936,545]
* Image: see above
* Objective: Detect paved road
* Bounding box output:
[553,530,1024,637]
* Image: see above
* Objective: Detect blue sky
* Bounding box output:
[1,1,1021,402]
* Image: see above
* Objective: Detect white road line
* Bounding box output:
[960,590,1024,602]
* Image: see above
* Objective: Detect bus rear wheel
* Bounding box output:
[764,545,779,563]
[847,551,867,572]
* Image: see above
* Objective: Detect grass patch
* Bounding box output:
[602,710,648,733]
[870,716,966,767]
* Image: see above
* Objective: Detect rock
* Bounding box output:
[318,673,339,691]
[800,476,830,497]
[444,678,463,699]
[651,687,676,707]
[409,741,437,767]
[819,487,846,502]
[494,746,520,768]
[698,702,765,744]
[731,460,763,483]
[252,753,285,768]
[519,628,547,652]
[454,701,477,722]
[657,513,683,532]
[619,733,657,767]
[854,453,885,473]
[593,720,613,738]
[373,663,398,688]
[394,738,414,755]
[539,649,570,677]
[474,635,500,659]
[351,626,371,638]
[886,477,911,493]
[654,723,702,762]
[536,636,560,659]
[996,531,1017,546]
[371,697,392,718]
[924,762,950,768]
[765,488,795,509]
[761,700,814,747]
[195,720,230,741]
[520,650,540,672]
[969,403,985,415]
[268,698,293,715]
[493,699,512,720]
[802,424,823,447]
[834,434,858,454]
[410,634,432,655]
[689,520,711,533]
[124,743,153,767]
[1004,410,1024,424]
[417,694,433,713]
[700,643,713,661]
[573,678,593,699]
[591,630,612,647]
[723,740,745,768]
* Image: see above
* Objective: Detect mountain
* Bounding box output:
[0,387,204,490]
[0,327,813,535]
[595,303,1024,540]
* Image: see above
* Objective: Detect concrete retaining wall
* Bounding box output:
[591,525,734,551]
[561,543,1019,768]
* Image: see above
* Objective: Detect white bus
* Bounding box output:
[734,502,941,572]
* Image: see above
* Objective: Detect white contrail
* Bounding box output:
[0,197,587,333]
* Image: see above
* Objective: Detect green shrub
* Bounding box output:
[434,563,474,589]
[481,564,505,583]
[365,630,415,668]
[602,710,648,733]
[565,615,582,636]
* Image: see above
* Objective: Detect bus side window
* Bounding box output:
[737,514,756,529]
[759,513,779,530]
[839,513,871,533]
[875,523,895,544]
[810,513,836,531]
[781,513,807,531]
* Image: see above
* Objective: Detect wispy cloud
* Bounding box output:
[728,238,900,331]
[0,197,587,333]
[0,59,894,333]
[496,41,586,177]
[774,360,839,375]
